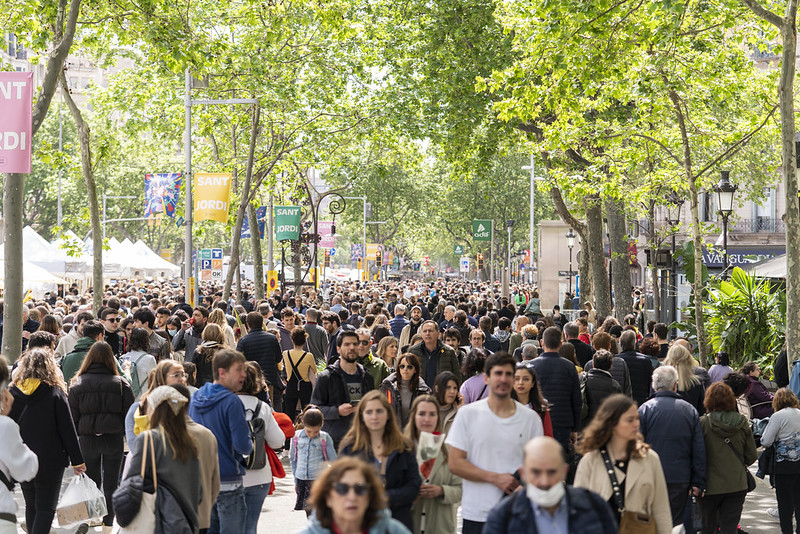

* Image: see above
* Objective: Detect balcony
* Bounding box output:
[729,218,784,234]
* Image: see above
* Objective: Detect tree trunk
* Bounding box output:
[607,197,632,319]
[2,174,24,361]
[61,74,102,313]
[578,233,593,307]
[586,196,612,317]
[223,105,260,303]
[249,202,265,300]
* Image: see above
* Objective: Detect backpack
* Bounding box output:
[128,352,149,399]
[245,401,267,470]
[291,433,329,463]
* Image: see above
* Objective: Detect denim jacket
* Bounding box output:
[290,428,337,480]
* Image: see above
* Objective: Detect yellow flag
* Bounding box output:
[194,173,232,222]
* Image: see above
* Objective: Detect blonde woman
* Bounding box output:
[664,344,705,415]
[208,308,236,348]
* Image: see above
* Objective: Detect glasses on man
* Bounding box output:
[358,340,371,346]
[332,482,370,497]
[105,318,120,323]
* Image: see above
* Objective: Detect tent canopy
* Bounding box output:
[743,254,786,279]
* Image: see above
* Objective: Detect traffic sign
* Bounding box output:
[330,247,336,256]
[454,244,465,255]
[472,220,492,241]
[460,257,470,273]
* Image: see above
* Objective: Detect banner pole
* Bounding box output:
[490,220,495,283]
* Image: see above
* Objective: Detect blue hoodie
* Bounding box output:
[189,383,253,483]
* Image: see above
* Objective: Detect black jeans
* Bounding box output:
[667,483,690,527]
[775,473,800,533]
[699,490,746,534]
[81,433,125,526]
[284,380,313,423]
[20,471,63,534]
[295,479,313,513]
[462,519,484,534]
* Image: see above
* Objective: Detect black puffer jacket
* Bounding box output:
[68,363,134,436]
[236,329,284,392]
[581,369,622,424]
[528,352,582,431]
[617,350,654,405]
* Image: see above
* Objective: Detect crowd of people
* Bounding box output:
[0,278,793,534]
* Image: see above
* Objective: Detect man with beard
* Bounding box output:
[173,307,209,359]
[309,331,375,448]
[399,305,424,349]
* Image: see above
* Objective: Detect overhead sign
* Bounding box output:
[472,220,492,241]
[318,221,335,248]
[460,257,470,273]
[194,173,232,222]
[199,248,223,281]
[275,205,302,241]
[145,173,182,218]
[454,244,465,255]
[0,72,33,173]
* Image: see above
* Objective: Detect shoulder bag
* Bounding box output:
[723,437,757,492]
[113,431,158,532]
[599,448,656,534]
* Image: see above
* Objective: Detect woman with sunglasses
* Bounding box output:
[300,457,411,534]
[404,395,461,534]
[512,364,553,437]
[380,354,431,427]
[339,390,421,531]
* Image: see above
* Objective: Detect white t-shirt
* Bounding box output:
[445,398,543,522]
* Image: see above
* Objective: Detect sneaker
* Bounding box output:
[767,508,780,520]
[74,524,89,534]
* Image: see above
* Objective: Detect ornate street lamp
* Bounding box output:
[565,228,575,294]
[666,191,684,335]
[713,170,738,278]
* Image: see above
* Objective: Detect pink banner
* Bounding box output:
[318,221,335,248]
[0,72,33,174]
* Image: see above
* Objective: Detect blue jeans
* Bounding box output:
[208,486,246,534]
[244,484,270,534]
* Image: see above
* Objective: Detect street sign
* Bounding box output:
[330,247,336,256]
[472,220,492,241]
[454,244,465,255]
[200,248,223,281]
[460,257,470,273]
[558,270,578,277]
[267,270,279,294]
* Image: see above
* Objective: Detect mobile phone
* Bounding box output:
[351,399,360,406]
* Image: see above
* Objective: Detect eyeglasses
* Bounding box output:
[398,364,414,370]
[358,340,371,346]
[106,318,120,323]
[168,372,187,379]
[333,482,370,497]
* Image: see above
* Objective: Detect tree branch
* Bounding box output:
[739,0,783,27]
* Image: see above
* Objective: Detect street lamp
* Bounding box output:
[666,190,684,335]
[713,170,738,278]
[566,228,575,294]
[504,220,514,298]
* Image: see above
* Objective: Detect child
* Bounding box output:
[290,405,337,513]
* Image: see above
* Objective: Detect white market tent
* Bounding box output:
[743,254,786,279]
[0,247,69,297]
[132,240,182,277]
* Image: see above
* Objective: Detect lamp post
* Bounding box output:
[713,170,738,279]
[666,191,684,335]
[566,228,575,294]
[504,220,514,298]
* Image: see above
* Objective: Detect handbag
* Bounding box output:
[599,448,657,534]
[723,437,756,492]
[114,431,158,532]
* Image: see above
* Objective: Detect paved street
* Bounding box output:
[9,455,785,533]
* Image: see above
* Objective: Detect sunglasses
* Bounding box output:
[333,482,370,497]
[398,364,414,370]
[106,318,120,323]
[358,340,371,346]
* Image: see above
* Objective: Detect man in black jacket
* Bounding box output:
[581,350,622,425]
[322,312,342,364]
[310,331,374,447]
[528,326,582,453]
[303,308,329,367]
[236,311,284,411]
[563,321,594,367]
[617,330,654,405]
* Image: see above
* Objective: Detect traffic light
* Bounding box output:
[357,258,363,270]
[323,251,331,267]
[375,249,383,267]
[477,253,484,270]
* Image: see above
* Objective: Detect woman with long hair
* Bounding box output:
[188,323,225,387]
[380,353,431,427]
[208,308,236,348]
[238,362,287,534]
[574,394,672,534]
[299,457,409,534]
[68,341,134,531]
[37,314,61,339]
[10,349,85,534]
[664,344,705,415]
[339,390,422,530]
[511,365,553,437]
[760,388,800,533]
[699,382,757,534]
[377,336,399,370]
[120,385,203,532]
[459,349,489,404]
[283,326,316,423]
[432,371,460,434]
[404,395,461,534]
[125,360,188,449]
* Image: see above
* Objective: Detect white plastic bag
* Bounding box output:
[56,474,108,526]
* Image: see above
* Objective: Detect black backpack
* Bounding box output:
[245,401,267,470]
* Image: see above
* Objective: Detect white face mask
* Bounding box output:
[526,481,565,508]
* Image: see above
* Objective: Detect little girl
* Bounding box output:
[290,405,337,513]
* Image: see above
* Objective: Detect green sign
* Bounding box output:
[472,219,492,241]
[454,244,465,255]
[275,205,302,241]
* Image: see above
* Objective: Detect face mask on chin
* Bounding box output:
[526,481,565,508]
